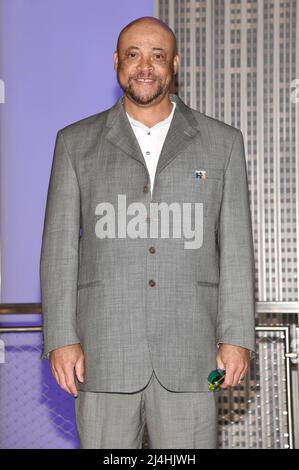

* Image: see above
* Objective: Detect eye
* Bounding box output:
[154,54,164,60]
[127,52,137,58]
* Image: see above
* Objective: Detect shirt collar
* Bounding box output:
[126,101,176,131]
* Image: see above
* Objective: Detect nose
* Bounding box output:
[136,55,153,73]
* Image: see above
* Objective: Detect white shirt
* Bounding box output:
[126,101,176,196]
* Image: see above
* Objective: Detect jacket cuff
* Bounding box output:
[40,338,81,360]
[217,341,256,360]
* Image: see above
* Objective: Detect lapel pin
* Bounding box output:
[195,170,206,181]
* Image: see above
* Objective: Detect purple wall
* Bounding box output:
[0,0,153,303]
[0,0,153,449]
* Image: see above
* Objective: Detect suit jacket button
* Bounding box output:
[143,184,149,193]
[149,246,156,254]
[149,279,156,287]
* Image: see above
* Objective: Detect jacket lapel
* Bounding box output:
[104,95,146,168]
[104,93,201,176]
[155,94,200,175]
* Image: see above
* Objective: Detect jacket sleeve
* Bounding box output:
[216,129,256,359]
[39,130,81,360]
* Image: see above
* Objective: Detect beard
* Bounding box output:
[117,68,172,106]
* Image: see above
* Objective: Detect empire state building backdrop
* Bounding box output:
[155,0,299,448]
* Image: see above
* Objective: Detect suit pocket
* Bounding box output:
[204,168,223,181]
[190,167,223,209]
[195,281,218,330]
[197,280,219,288]
[77,279,104,290]
[76,279,105,326]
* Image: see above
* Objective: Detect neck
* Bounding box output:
[123,94,173,128]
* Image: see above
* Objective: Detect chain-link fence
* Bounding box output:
[217,327,294,448]
[0,330,78,449]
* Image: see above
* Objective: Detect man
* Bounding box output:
[40,16,256,449]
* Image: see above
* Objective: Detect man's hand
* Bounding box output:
[49,343,84,397]
[216,343,249,389]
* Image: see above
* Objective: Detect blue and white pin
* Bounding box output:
[195,170,206,181]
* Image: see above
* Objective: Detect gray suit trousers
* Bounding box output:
[75,371,218,449]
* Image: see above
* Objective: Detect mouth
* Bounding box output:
[134,78,156,85]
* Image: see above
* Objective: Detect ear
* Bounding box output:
[173,54,179,75]
[113,51,118,72]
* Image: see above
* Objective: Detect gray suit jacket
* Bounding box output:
[40,93,256,392]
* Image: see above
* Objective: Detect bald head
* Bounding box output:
[114,16,179,107]
[116,16,178,58]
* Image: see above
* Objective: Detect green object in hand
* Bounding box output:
[207,368,226,392]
